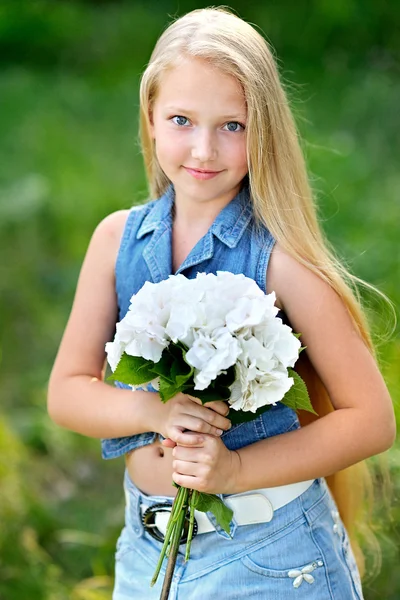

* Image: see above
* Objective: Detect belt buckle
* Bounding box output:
[142,502,198,543]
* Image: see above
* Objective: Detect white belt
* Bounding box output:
[140,479,315,537]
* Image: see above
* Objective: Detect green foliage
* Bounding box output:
[110,353,161,387]
[284,369,318,416]
[195,493,233,536]
[111,346,316,421]
[0,1,398,599]
[110,344,195,401]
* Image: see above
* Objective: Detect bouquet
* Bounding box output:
[105,271,316,600]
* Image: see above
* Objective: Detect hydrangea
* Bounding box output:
[105,271,302,412]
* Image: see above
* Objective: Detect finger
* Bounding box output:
[202,408,231,432]
[162,438,176,448]
[197,405,231,430]
[204,400,230,417]
[178,414,226,437]
[173,459,201,476]
[172,445,202,460]
[186,395,202,405]
[172,472,197,489]
[175,431,205,447]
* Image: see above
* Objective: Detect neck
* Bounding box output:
[172,185,242,229]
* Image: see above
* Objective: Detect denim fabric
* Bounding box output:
[112,470,364,599]
[101,181,301,459]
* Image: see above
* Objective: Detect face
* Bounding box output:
[149,57,248,210]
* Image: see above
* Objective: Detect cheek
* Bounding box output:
[154,128,186,163]
[221,135,247,169]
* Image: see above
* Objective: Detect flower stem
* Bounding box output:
[150,486,191,593]
[159,490,188,600]
[185,490,198,561]
[150,487,184,587]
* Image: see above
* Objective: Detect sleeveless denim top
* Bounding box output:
[101,182,301,459]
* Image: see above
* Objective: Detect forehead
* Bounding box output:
[154,57,246,115]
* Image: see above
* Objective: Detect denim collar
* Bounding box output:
[136,180,253,280]
[136,180,253,249]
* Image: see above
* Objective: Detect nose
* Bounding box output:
[191,128,217,163]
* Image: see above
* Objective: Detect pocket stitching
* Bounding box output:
[240,518,324,578]
[241,554,324,580]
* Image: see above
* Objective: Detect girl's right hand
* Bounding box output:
[155,393,231,445]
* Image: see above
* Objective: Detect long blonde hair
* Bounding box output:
[138,6,395,578]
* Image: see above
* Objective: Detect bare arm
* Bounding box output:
[232,243,396,492]
[47,210,157,438]
[47,211,231,440]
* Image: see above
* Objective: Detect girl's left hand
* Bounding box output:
[163,432,241,495]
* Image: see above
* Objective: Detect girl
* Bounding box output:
[47,7,396,599]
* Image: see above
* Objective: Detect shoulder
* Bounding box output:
[78,210,131,277]
[267,241,330,312]
[266,240,358,374]
[93,209,130,243]
[91,202,151,250]
[267,244,363,357]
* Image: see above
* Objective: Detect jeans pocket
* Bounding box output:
[239,520,329,597]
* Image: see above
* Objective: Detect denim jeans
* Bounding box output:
[112,469,364,599]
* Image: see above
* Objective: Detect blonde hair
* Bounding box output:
[139,6,395,578]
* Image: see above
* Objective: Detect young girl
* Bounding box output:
[48,7,396,599]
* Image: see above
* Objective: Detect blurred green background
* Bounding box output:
[0,1,399,598]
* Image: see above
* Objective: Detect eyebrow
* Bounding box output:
[165,106,247,120]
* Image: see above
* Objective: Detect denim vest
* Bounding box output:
[101,182,301,459]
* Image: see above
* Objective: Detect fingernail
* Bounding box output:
[216,429,223,435]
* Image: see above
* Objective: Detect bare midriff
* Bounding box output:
[125,441,178,498]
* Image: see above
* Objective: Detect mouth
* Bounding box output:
[183,166,223,180]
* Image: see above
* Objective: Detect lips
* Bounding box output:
[183,166,222,180]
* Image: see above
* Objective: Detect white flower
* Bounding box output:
[253,318,301,368]
[165,285,206,343]
[229,357,294,412]
[105,271,302,415]
[104,339,125,372]
[186,328,242,390]
[105,279,174,367]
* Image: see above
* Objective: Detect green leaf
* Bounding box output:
[170,353,194,388]
[150,350,175,382]
[156,343,195,402]
[158,377,182,403]
[184,366,236,405]
[195,493,233,535]
[107,353,156,385]
[282,369,318,415]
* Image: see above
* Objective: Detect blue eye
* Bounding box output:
[224,121,244,132]
[172,116,190,126]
